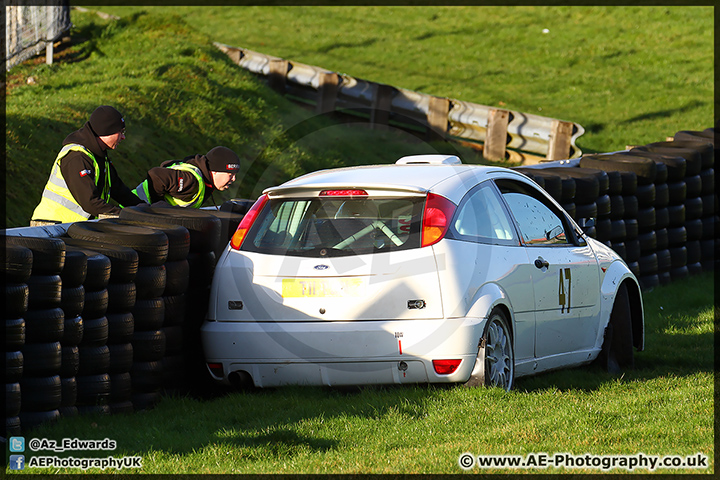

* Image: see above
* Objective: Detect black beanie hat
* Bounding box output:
[206,146,240,173]
[89,105,125,136]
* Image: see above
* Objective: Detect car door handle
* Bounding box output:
[534,256,549,269]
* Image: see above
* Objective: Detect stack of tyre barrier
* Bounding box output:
[117,206,225,396]
[62,240,140,415]
[71,248,113,416]
[66,221,171,411]
[4,243,33,437]
[98,219,192,397]
[4,236,66,432]
[517,128,715,291]
[57,248,87,419]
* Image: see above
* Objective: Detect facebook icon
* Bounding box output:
[9,454,25,470]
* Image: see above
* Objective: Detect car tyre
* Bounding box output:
[465,309,514,391]
[597,283,634,373]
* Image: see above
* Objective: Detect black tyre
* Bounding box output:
[67,221,169,267]
[667,204,686,227]
[132,329,166,362]
[687,240,702,265]
[119,205,222,254]
[27,274,62,309]
[575,202,597,220]
[131,391,161,411]
[3,244,33,283]
[82,288,109,319]
[636,207,656,231]
[624,219,639,241]
[608,195,625,220]
[685,174,702,198]
[6,415,22,436]
[24,307,64,343]
[656,248,671,272]
[667,181,687,204]
[163,294,187,326]
[60,376,77,407]
[62,315,84,346]
[654,183,669,208]
[6,382,21,416]
[19,409,60,430]
[63,238,139,283]
[667,226,687,247]
[701,195,715,217]
[107,312,135,344]
[77,404,111,416]
[61,285,85,318]
[61,249,88,287]
[163,260,190,296]
[77,345,110,375]
[100,219,190,262]
[596,282,634,373]
[699,168,714,195]
[635,142,702,176]
[5,283,29,318]
[131,360,164,392]
[637,230,657,253]
[609,219,626,241]
[596,194,611,217]
[110,400,134,414]
[20,375,62,411]
[79,316,109,347]
[3,235,65,275]
[6,351,24,384]
[626,150,681,182]
[638,253,658,276]
[6,318,26,350]
[109,372,132,402]
[220,198,255,216]
[622,195,639,218]
[685,219,703,241]
[60,345,80,377]
[673,129,715,147]
[64,248,111,289]
[655,228,669,250]
[75,373,111,406]
[655,207,669,230]
[669,246,688,269]
[464,309,514,390]
[134,265,167,299]
[132,297,165,331]
[106,282,136,313]
[635,184,656,207]
[685,197,703,220]
[579,153,656,184]
[107,343,134,374]
[187,251,217,287]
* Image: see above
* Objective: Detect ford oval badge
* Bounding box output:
[314,264,329,271]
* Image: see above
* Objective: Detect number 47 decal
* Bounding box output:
[558,268,571,313]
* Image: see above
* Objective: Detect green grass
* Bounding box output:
[11,271,714,475]
[5,6,713,227]
[96,5,714,153]
[4,6,714,474]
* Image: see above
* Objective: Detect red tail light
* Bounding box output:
[207,363,224,377]
[421,193,456,247]
[432,359,462,375]
[230,194,269,250]
[319,189,368,197]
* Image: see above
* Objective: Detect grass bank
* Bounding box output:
[13,271,714,474]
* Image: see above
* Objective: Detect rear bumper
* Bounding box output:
[200,317,484,387]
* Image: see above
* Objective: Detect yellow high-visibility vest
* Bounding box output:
[31,144,111,223]
[134,163,206,208]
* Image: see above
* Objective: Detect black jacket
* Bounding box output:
[60,122,142,216]
[143,154,216,205]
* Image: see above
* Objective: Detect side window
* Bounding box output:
[451,183,516,244]
[497,180,569,246]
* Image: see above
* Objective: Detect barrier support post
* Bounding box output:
[484,108,510,162]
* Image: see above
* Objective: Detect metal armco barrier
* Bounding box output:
[215,42,585,164]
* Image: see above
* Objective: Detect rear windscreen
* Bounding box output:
[242,196,425,257]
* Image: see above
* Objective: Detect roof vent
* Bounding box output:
[395,154,462,165]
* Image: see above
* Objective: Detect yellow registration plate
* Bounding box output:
[282,278,364,298]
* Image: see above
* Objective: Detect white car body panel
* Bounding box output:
[201,159,643,388]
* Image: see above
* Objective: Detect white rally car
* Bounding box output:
[201,155,644,390]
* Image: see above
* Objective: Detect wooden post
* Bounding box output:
[267,59,289,92]
[370,83,393,129]
[316,72,339,114]
[484,109,510,162]
[547,120,573,160]
[427,96,450,139]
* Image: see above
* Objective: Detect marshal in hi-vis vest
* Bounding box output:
[32,144,112,223]
[133,163,206,208]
